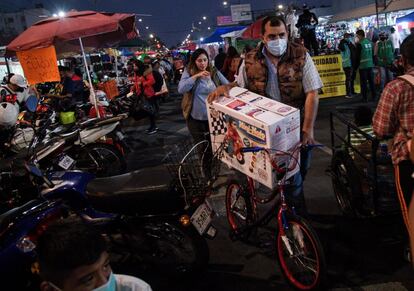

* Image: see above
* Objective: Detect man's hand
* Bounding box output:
[207,83,235,103]
[302,129,315,145]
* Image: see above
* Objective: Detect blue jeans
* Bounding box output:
[284,147,312,215]
[379,66,393,92]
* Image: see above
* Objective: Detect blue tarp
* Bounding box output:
[201,26,246,44]
[396,11,414,23]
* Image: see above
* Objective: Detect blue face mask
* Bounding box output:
[347,37,353,43]
[49,272,116,291]
[93,272,116,291]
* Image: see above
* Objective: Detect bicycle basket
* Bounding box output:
[164,140,223,204]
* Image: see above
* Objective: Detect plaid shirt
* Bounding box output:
[373,68,414,165]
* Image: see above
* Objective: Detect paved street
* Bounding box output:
[119,87,414,291]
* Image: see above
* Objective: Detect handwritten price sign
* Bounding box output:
[17,45,60,85]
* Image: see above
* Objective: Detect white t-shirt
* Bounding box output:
[115,274,152,291]
[389,32,401,49]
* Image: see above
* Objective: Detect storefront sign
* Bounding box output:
[312,54,360,98]
[16,45,60,85]
[217,16,238,26]
[231,4,252,22]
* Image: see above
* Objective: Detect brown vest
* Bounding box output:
[244,42,307,109]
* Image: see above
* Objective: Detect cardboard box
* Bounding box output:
[207,87,300,189]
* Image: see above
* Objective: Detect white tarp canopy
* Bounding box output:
[331,0,414,22]
[220,28,247,38]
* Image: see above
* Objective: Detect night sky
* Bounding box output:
[5,0,330,46]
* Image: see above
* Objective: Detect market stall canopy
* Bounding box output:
[397,11,414,23]
[220,28,247,38]
[6,10,138,57]
[241,17,264,40]
[331,0,414,23]
[201,26,246,44]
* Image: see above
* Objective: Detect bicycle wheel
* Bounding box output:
[276,213,326,290]
[225,181,256,234]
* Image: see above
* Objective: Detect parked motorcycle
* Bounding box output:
[0,162,211,289]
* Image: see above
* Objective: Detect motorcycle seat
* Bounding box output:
[86,166,182,216]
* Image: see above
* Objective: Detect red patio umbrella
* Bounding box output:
[6,10,138,117]
[6,10,138,56]
[241,17,264,40]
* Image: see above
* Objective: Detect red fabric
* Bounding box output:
[242,18,264,40]
[6,11,137,57]
[72,75,82,81]
[373,69,414,165]
[132,73,155,98]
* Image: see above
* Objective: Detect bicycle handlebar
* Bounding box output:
[240,144,324,153]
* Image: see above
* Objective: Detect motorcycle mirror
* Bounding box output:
[25,95,38,113]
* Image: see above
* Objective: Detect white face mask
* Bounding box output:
[266,39,287,57]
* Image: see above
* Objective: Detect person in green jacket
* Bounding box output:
[355,29,376,102]
[339,33,357,98]
[375,31,395,91]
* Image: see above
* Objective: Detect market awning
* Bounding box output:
[331,0,414,22]
[201,26,246,44]
[220,28,247,38]
[396,11,414,23]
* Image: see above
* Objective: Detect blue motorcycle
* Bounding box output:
[0,162,215,289]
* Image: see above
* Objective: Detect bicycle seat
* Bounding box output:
[86,166,182,216]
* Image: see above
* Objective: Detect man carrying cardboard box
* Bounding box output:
[208,15,323,215]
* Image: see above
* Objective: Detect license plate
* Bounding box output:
[191,202,213,235]
[58,155,74,170]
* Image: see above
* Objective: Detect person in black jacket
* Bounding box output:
[296,4,319,56]
[214,48,226,71]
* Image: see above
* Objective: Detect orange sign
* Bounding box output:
[17,46,60,85]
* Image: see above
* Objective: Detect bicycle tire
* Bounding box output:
[276,213,326,290]
[331,149,362,217]
[225,180,256,234]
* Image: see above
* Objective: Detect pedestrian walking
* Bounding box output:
[375,32,395,92]
[208,15,323,215]
[355,29,376,102]
[131,59,158,135]
[339,33,357,98]
[373,34,414,266]
[389,27,402,57]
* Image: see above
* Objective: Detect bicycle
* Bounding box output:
[225,143,326,290]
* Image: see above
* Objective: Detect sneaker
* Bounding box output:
[145,127,158,133]
[146,128,158,135]
[345,95,353,99]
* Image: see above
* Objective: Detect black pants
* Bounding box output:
[343,67,356,96]
[302,30,319,56]
[147,98,157,130]
[186,116,213,178]
[395,160,414,231]
[359,68,376,101]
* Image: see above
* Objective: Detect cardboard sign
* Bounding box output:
[312,54,360,98]
[17,46,60,85]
